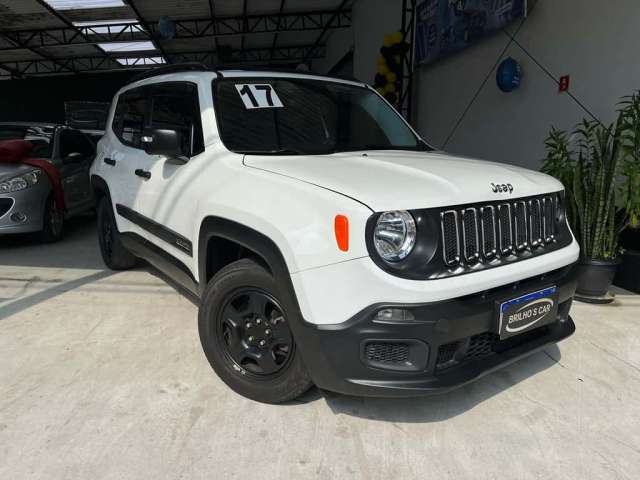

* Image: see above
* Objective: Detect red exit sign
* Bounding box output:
[559,75,570,93]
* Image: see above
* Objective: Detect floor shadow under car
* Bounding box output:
[1,211,563,418]
[0,213,103,270]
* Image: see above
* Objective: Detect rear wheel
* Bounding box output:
[39,196,64,243]
[97,197,136,270]
[198,259,312,403]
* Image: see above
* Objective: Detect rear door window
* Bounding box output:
[149,82,204,157]
[112,87,148,149]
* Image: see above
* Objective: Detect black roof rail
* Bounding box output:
[214,64,362,83]
[128,62,210,84]
[125,62,362,86]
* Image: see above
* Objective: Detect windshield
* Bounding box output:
[213,78,430,155]
[0,125,54,158]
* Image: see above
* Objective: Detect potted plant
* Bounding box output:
[542,95,639,303]
[614,93,640,292]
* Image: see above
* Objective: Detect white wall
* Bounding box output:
[314,0,403,81]
[311,27,354,74]
[351,0,402,83]
[414,0,640,169]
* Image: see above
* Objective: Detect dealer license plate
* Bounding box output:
[498,286,558,340]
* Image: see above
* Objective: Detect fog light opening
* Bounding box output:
[374,308,415,323]
[10,212,27,223]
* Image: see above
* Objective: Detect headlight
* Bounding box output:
[373,210,417,262]
[0,170,41,193]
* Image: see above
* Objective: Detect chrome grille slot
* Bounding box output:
[497,203,513,255]
[461,208,480,263]
[480,206,497,259]
[543,196,555,243]
[438,194,564,275]
[441,211,460,266]
[529,199,543,248]
[514,201,528,251]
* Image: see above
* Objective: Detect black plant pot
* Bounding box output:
[614,250,640,293]
[613,226,640,293]
[575,258,622,303]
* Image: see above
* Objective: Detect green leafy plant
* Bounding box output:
[571,119,623,259]
[542,109,633,260]
[618,92,640,228]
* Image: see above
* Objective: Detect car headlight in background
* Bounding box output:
[0,170,42,194]
[373,210,417,262]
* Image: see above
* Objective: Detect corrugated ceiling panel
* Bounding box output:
[285,0,347,11]
[161,37,216,53]
[40,43,109,57]
[61,6,135,22]
[0,37,16,49]
[0,48,43,62]
[208,0,345,17]
[0,0,68,30]
[243,30,319,50]
[133,0,210,21]
[201,0,241,17]
[242,0,283,16]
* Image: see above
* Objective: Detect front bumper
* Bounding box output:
[293,264,577,397]
[0,179,50,234]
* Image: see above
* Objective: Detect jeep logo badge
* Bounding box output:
[491,183,514,194]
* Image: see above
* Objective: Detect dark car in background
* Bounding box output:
[0,122,96,241]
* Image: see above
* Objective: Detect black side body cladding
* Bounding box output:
[115,204,193,256]
[120,232,199,296]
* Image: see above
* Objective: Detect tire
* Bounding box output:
[198,258,313,403]
[39,195,64,243]
[97,197,137,270]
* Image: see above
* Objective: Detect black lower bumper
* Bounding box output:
[293,264,577,397]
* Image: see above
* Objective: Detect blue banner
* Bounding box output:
[415,0,527,65]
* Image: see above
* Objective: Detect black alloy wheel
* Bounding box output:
[218,289,294,376]
[198,258,313,403]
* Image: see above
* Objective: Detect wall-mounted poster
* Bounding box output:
[415,0,527,66]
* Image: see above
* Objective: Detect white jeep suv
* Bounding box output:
[91,64,579,403]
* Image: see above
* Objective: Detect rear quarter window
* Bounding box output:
[112,87,147,149]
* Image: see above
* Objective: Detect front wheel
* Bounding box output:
[39,196,64,243]
[97,197,137,270]
[198,259,313,403]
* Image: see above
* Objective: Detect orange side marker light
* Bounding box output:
[334,215,349,252]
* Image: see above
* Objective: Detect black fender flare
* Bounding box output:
[197,216,299,308]
[197,216,333,382]
[91,174,112,205]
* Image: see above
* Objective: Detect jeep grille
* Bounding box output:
[441,194,558,268]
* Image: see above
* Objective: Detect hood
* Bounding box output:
[0,163,39,182]
[244,150,564,212]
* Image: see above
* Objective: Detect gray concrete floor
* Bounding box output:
[1,216,639,480]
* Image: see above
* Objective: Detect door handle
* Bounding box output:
[103,157,116,166]
[134,169,151,179]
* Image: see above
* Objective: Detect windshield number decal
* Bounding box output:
[235,84,283,109]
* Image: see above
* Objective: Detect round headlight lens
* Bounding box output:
[373,210,416,262]
[0,169,41,193]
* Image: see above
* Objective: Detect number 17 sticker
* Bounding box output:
[235,84,283,109]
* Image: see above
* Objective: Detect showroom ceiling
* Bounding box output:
[0,0,352,78]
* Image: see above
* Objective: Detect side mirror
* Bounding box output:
[141,128,185,161]
[63,152,84,164]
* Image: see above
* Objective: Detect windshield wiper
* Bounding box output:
[363,143,434,152]
[335,144,425,153]
[239,148,305,155]
[240,147,333,156]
